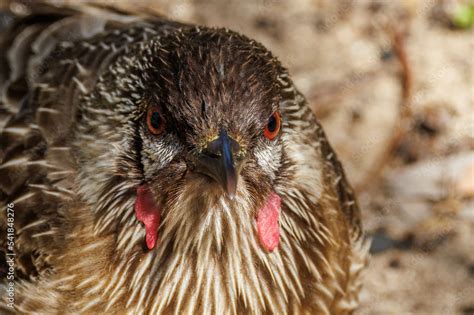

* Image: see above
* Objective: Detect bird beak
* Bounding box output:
[194,130,242,197]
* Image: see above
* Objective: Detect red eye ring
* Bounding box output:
[146,106,166,136]
[264,112,281,140]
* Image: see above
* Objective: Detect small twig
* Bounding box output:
[355,18,414,192]
[392,25,413,106]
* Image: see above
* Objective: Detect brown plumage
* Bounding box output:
[0,3,368,314]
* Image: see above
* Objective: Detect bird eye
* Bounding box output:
[146,106,166,136]
[263,112,281,140]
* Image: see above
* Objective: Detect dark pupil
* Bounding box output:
[150,112,161,130]
[267,115,277,132]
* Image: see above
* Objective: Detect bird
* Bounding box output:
[0,3,368,314]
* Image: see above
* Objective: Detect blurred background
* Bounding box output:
[2,0,473,313]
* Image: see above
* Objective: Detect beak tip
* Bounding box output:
[225,178,238,199]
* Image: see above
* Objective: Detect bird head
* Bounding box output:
[79,27,293,254]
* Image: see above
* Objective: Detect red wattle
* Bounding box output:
[134,185,161,249]
[256,192,281,251]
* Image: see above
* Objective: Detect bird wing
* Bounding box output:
[0,2,171,281]
[0,3,78,281]
[316,122,363,242]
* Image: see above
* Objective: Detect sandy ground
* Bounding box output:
[2,0,473,313]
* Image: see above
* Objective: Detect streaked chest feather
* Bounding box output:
[52,183,356,315]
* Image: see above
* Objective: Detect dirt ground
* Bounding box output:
[2,0,473,314]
